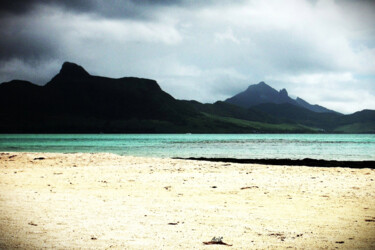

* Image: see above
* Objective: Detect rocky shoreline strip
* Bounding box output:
[175,157,375,169]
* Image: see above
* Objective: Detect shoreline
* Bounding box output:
[1,152,375,249]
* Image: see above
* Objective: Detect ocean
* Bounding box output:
[0,134,374,161]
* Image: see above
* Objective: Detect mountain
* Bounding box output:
[0,62,374,133]
[225,81,337,113]
[0,62,316,133]
[0,62,197,132]
[225,82,293,107]
[42,62,195,121]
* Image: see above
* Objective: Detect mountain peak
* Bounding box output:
[246,81,271,91]
[255,81,270,88]
[225,82,336,113]
[59,62,90,78]
[279,88,288,97]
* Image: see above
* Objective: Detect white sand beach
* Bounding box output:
[0,152,374,249]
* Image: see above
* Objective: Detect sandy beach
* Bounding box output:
[0,152,374,249]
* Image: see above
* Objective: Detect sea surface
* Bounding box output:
[0,134,374,161]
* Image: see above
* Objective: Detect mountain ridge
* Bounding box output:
[0,62,374,133]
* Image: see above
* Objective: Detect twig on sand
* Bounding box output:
[203,237,232,246]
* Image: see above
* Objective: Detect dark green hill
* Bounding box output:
[252,103,340,130]
[334,110,375,133]
[182,100,277,123]
[252,103,375,133]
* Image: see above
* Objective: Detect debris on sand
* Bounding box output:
[365,217,375,222]
[203,236,232,246]
[28,222,38,226]
[168,222,179,225]
[33,157,45,160]
[240,186,259,190]
[269,233,286,241]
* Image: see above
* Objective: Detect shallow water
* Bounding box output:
[1,134,374,160]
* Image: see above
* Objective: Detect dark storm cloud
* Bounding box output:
[0,0,36,14]
[0,0,239,61]
[0,0,374,112]
[0,21,55,62]
[0,0,239,19]
[0,0,96,15]
[0,0,179,16]
[0,0,190,69]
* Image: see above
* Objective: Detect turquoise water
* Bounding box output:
[0,134,374,160]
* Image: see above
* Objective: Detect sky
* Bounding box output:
[0,0,375,113]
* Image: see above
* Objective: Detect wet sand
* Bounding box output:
[0,152,375,249]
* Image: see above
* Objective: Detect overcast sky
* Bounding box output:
[0,0,374,113]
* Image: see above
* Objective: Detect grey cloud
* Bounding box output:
[0,59,60,84]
